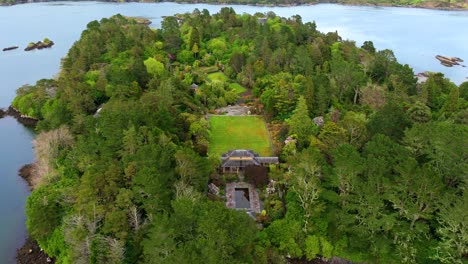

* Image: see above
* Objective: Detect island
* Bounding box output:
[24,38,54,51]
[436,55,464,67]
[12,11,467,264]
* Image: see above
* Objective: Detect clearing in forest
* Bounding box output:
[209,116,272,157]
[207,72,247,94]
[229,83,247,94]
[207,72,229,82]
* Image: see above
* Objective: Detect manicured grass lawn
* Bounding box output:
[229,83,247,94]
[207,72,228,82]
[209,116,272,157]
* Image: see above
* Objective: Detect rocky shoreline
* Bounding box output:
[0,108,5,119]
[17,237,55,264]
[6,106,39,127]
[18,163,36,190]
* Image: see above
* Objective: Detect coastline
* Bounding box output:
[0,0,467,11]
[6,106,38,127]
[17,237,55,264]
[17,164,56,263]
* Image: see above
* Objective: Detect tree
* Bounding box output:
[403,122,467,188]
[143,199,258,264]
[288,148,326,232]
[26,185,64,243]
[144,57,165,78]
[433,192,468,264]
[317,122,347,153]
[440,87,459,117]
[459,81,468,100]
[332,144,365,198]
[288,96,315,148]
[161,16,182,54]
[407,101,431,123]
[338,111,369,149]
[189,27,200,52]
[367,102,411,140]
[368,49,397,84]
[174,148,210,191]
[361,40,376,54]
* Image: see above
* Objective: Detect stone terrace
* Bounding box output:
[226,182,261,214]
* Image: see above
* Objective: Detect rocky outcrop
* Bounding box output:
[435,55,464,67]
[2,46,18,51]
[18,163,36,190]
[24,40,54,51]
[0,108,5,119]
[6,106,38,127]
[125,16,151,25]
[17,237,55,264]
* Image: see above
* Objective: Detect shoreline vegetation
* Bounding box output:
[0,0,467,10]
[17,164,56,263]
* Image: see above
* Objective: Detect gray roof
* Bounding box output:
[221,150,278,168]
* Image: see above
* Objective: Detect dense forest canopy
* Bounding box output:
[1,0,467,9]
[13,10,467,264]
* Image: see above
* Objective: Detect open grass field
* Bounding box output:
[209,116,272,157]
[207,72,229,82]
[229,83,247,94]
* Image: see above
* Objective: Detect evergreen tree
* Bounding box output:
[288,96,316,148]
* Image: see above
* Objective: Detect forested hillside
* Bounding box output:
[13,10,467,264]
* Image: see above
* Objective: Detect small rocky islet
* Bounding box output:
[435,55,465,67]
[2,46,18,51]
[24,38,55,51]
[2,38,54,52]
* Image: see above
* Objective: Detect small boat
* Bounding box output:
[2,46,18,51]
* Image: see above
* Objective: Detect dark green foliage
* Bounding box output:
[361,40,375,53]
[142,198,258,264]
[367,101,411,140]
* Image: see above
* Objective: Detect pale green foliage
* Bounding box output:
[338,111,369,149]
[433,193,468,263]
[407,101,431,123]
[305,235,320,260]
[144,57,165,77]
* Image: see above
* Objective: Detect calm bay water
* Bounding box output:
[0,2,467,262]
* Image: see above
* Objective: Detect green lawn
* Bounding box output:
[229,83,247,94]
[207,72,228,82]
[209,116,272,157]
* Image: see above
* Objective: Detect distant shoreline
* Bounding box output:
[1,0,467,11]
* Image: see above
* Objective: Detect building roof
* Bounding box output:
[221,150,278,168]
